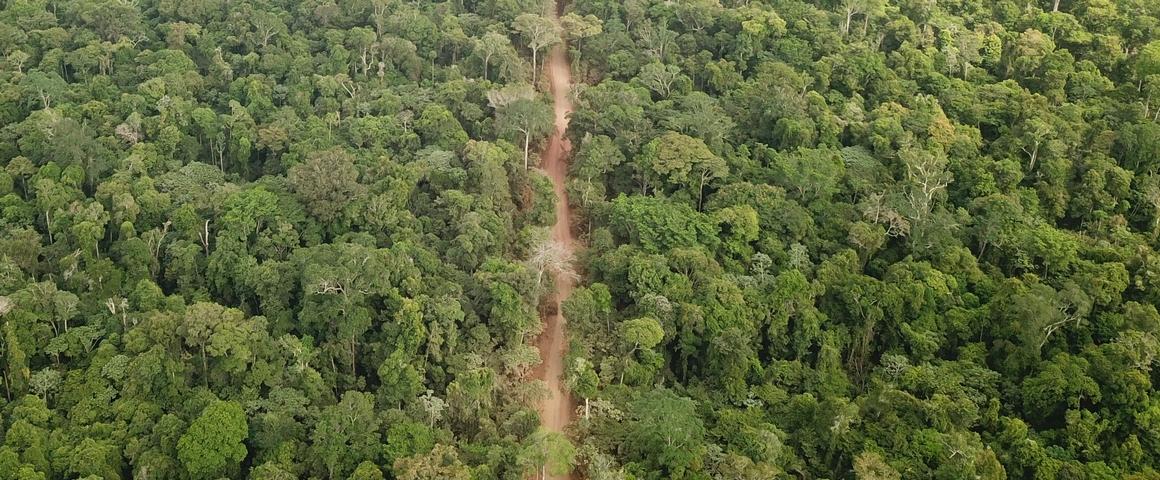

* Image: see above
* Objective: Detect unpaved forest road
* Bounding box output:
[531,7,577,480]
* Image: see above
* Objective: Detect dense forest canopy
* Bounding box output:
[1,0,1160,478]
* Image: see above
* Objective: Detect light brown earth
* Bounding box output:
[531,13,578,480]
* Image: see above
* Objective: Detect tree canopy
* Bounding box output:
[2,0,1160,479]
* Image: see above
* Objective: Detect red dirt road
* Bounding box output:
[531,23,578,480]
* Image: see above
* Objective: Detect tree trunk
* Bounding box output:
[524,130,531,169]
[532,47,538,84]
[201,346,209,386]
[45,210,53,243]
[200,220,211,256]
[349,337,357,377]
[1053,0,1060,12]
[329,356,339,394]
[698,171,709,211]
[1028,142,1040,172]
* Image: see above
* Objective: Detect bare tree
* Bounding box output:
[487,83,535,109]
[901,147,952,222]
[637,62,682,98]
[526,239,577,299]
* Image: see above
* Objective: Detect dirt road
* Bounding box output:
[531,14,578,480]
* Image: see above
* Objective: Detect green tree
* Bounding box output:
[289,148,365,224]
[512,13,561,84]
[620,317,664,355]
[474,32,515,81]
[179,302,266,385]
[19,71,67,110]
[348,461,384,480]
[392,444,471,480]
[561,12,603,65]
[608,195,719,253]
[565,357,600,418]
[496,97,555,169]
[625,389,706,477]
[177,400,248,480]
[853,452,901,480]
[415,105,469,151]
[1136,40,1160,86]
[311,391,380,479]
[518,429,576,479]
[637,132,727,209]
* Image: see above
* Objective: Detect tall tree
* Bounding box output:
[496,97,555,169]
[512,14,561,84]
[474,32,514,81]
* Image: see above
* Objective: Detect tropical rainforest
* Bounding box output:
[2,0,1160,478]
